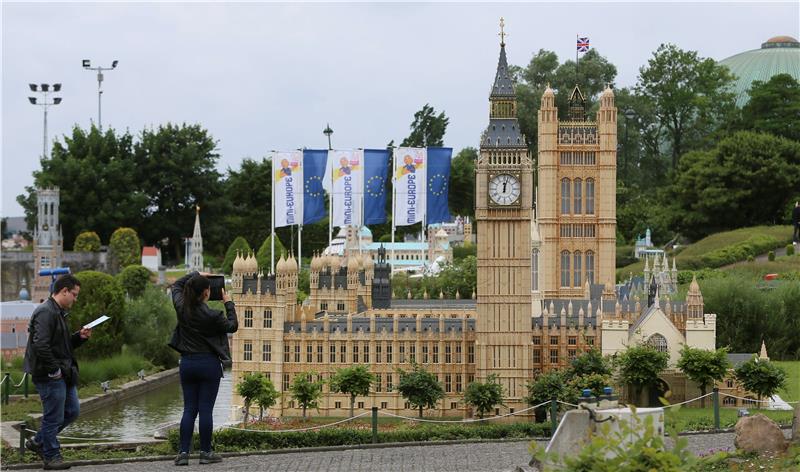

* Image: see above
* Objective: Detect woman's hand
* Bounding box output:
[222,288,231,303]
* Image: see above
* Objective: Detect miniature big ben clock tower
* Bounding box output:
[474,19,533,408]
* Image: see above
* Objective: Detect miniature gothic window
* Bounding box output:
[244,309,253,328]
[573,251,582,287]
[264,310,272,328]
[723,396,737,406]
[646,333,668,353]
[262,342,271,362]
[585,179,595,214]
[531,249,539,292]
[574,178,582,214]
[561,251,570,287]
[243,342,252,361]
[585,251,595,285]
[561,178,571,214]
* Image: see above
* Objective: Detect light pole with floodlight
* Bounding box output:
[82,59,118,131]
[323,123,334,150]
[28,83,63,159]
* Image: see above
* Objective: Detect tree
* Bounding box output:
[449,147,477,217]
[463,374,504,419]
[255,378,280,420]
[133,123,226,262]
[71,271,126,359]
[739,73,800,142]
[636,43,737,170]
[255,233,287,272]
[17,125,145,245]
[524,370,572,422]
[123,284,178,368]
[616,344,669,405]
[397,363,445,418]
[109,227,141,269]
[667,131,800,239]
[400,104,449,147]
[222,236,252,275]
[329,365,374,418]
[734,356,787,408]
[73,231,101,252]
[433,255,477,299]
[236,372,270,424]
[116,264,153,298]
[569,348,611,378]
[222,158,272,249]
[676,346,730,407]
[289,373,324,420]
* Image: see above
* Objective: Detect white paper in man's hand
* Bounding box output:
[83,315,110,329]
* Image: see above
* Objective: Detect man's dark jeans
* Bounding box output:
[794,223,800,242]
[179,353,222,453]
[33,379,80,459]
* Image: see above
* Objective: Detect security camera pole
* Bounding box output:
[82,59,118,131]
[28,83,63,159]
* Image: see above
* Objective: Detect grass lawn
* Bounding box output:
[617,225,793,280]
[665,407,795,432]
[773,360,800,402]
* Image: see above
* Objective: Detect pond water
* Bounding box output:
[63,371,233,441]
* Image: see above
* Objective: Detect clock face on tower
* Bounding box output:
[488,174,521,206]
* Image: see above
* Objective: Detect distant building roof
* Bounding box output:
[142,246,159,256]
[727,353,756,368]
[719,35,800,107]
[0,300,39,320]
[0,332,28,349]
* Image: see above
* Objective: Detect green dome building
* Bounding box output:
[718,36,800,107]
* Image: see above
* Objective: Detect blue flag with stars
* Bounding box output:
[303,149,328,225]
[426,147,452,225]
[363,149,390,225]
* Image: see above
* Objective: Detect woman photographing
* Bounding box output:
[168,272,238,466]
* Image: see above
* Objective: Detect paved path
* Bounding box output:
[11,431,778,471]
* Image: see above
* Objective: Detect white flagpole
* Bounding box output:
[359,149,364,255]
[271,155,275,274]
[328,153,333,251]
[298,224,302,270]
[390,149,396,277]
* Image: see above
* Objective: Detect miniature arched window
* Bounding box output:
[585,251,595,284]
[646,333,668,353]
[560,251,570,287]
[531,249,539,292]
[585,179,595,214]
[573,251,582,287]
[573,178,582,214]
[561,178,571,214]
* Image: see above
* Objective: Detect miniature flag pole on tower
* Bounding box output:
[576,35,590,85]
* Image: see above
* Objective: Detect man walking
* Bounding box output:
[793,201,800,244]
[23,274,92,470]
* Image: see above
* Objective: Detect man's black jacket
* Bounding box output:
[23,298,87,385]
[168,272,237,360]
[793,206,800,225]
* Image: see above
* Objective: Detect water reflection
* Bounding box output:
[64,371,232,441]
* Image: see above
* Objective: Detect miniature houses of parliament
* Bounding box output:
[229,27,719,417]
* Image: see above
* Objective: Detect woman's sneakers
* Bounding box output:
[199,451,222,464]
[174,452,189,466]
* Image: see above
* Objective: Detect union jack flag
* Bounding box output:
[577,37,590,52]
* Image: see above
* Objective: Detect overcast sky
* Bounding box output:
[2,1,798,217]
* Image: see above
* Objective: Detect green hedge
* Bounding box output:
[167,422,551,452]
[615,246,636,268]
[680,234,781,269]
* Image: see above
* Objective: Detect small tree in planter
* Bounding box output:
[397,363,444,418]
[256,377,280,420]
[463,374,504,419]
[289,372,324,420]
[616,344,669,405]
[236,372,267,425]
[330,366,374,418]
[525,370,571,423]
[734,356,787,408]
[677,346,730,407]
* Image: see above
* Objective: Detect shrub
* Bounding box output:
[222,236,252,274]
[123,285,178,368]
[73,231,101,252]
[167,421,551,452]
[747,255,755,262]
[116,265,152,298]
[787,244,795,256]
[768,251,776,261]
[616,245,636,268]
[109,227,141,269]
[72,271,126,359]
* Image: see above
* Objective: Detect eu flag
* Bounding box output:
[303,149,328,225]
[363,149,390,225]
[426,147,452,225]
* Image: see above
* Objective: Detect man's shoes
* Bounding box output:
[25,437,44,459]
[43,455,71,470]
[174,452,189,466]
[199,451,222,464]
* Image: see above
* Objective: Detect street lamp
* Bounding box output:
[323,123,333,150]
[28,83,63,159]
[82,59,118,131]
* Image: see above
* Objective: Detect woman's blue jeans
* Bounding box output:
[178,353,222,453]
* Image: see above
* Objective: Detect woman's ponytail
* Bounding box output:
[182,274,210,321]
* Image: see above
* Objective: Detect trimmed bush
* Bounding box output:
[222,236,252,274]
[72,271,126,359]
[768,251,776,261]
[73,231,101,252]
[787,244,795,256]
[116,265,153,298]
[109,227,141,269]
[167,421,551,452]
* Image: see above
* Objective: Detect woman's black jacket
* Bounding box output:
[168,272,238,360]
